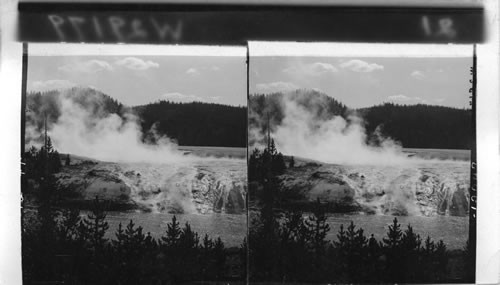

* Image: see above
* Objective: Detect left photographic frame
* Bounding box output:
[21,43,248,284]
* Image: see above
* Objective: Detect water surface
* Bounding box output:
[104,211,247,247]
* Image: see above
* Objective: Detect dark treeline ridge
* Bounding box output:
[249,89,471,150]
[22,142,245,284]
[134,100,246,148]
[359,103,472,149]
[26,87,246,148]
[248,141,475,283]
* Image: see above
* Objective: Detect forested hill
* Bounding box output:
[26,87,246,148]
[249,89,348,143]
[358,103,472,150]
[26,88,126,145]
[249,90,472,150]
[133,101,246,147]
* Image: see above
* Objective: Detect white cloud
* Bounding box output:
[210,66,220,71]
[388,94,411,101]
[162,92,204,103]
[30,79,77,92]
[115,57,159,70]
[283,62,338,76]
[162,92,223,104]
[387,94,426,104]
[186,68,200,76]
[339,59,384,72]
[58,59,113,73]
[255,81,300,93]
[388,94,447,105]
[411,70,426,80]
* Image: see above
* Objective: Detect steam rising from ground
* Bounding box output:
[29,89,189,164]
[255,92,458,165]
[26,89,247,214]
[275,97,406,165]
[249,91,469,217]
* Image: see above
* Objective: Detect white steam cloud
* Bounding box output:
[273,97,408,165]
[252,92,428,165]
[41,91,189,164]
[25,89,247,215]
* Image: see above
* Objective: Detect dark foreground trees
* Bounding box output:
[249,201,463,283]
[22,142,244,284]
[23,141,473,284]
[248,143,473,284]
[23,200,244,284]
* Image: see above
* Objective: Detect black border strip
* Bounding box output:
[467,44,477,282]
[17,3,485,44]
[245,44,250,285]
[20,42,29,284]
[20,44,28,156]
[18,2,485,12]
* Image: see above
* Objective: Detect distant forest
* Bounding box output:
[26,87,246,148]
[249,90,472,150]
[359,103,472,149]
[27,88,471,149]
[134,101,246,148]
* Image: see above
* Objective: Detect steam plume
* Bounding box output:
[28,89,189,164]
[251,91,453,165]
[274,96,408,165]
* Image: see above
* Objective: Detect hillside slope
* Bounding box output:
[249,90,472,150]
[26,87,246,148]
[134,101,246,147]
[358,103,472,149]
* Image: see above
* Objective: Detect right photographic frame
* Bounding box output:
[247,42,476,284]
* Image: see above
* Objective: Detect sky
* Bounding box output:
[250,56,472,109]
[27,55,246,106]
[27,54,472,109]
